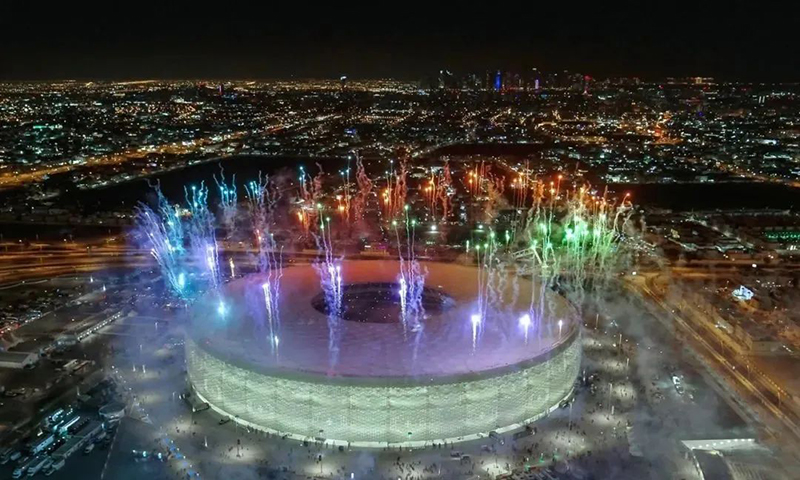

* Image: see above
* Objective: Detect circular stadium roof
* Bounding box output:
[190,260,577,381]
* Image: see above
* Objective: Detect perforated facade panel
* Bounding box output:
[186,334,580,444]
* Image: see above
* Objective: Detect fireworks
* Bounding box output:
[519,313,532,344]
[262,280,280,352]
[184,183,221,289]
[515,182,634,288]
[134,159,636,366]
[244,174,281,272]
[244,173,284,348]
[135,203,186,299]
[214,168,238,238]
[312,209,344,367]
[352,155,372,223]
[393,205,426,334]
[471,313,482,351]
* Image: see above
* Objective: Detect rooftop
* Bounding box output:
[190,260,577,381]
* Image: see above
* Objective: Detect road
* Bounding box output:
[0,239,149,283]
[626,273,800,447]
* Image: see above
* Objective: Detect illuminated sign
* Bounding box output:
[732,285,754,301]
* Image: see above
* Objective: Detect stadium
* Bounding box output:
[185,260,581,447]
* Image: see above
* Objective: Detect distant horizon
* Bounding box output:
[3,4,798,83]
[2,76,798,85]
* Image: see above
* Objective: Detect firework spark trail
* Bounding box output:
[245,174,280,273]
[213,168,238,239]
[472,238,492,353]
[155,186,184,256]
[299,165,310,201]
[510,160,534,213]
[353,154,372,223]
[337,158,352,225]
[438,160,453,222]
[304,165,326,232]
[483,175,507,224]
[312,213,343,368]
[484,230,510,314]
[423,169,437,217]
[135,203,187,299]
[519,312,532,345]
[261,279,281,354]
[312,165,325,202]
[392,205,427,365]
[391,160,408,218]
[185,183,221,289]
[400,205,427,364]
[204,243,221,288]
[472,230,501,350]
[245,174,284,351]
[298,165,324,232]
[471,313,481,352]
[392,205,427,336]
[380,161,392,217]
[296,166,312,232]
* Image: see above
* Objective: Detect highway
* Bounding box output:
[626,273,800,445]
[644,271,795,404]
[0,240,149,283]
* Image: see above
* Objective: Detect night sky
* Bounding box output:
[1,3,797,81]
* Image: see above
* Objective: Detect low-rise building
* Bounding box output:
[50,437,84,460]
[734,320,787,355]
[99,402,126,422]
[0,351,38,369]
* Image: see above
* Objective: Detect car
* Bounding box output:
[84,443,94,454]
[45,458,65,476]
[0,448,14,464]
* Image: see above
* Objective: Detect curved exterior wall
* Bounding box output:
[186,332,580,446]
